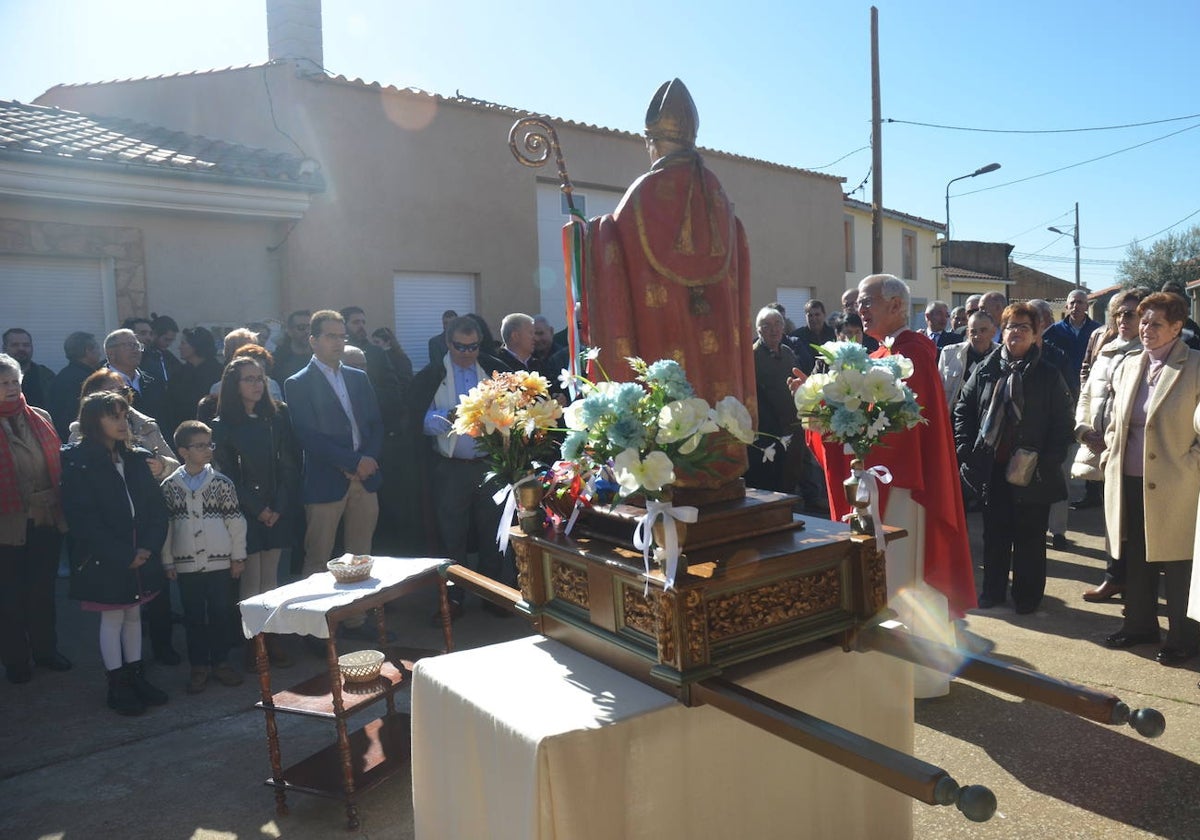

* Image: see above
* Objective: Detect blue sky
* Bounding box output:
[3,0,1196,289]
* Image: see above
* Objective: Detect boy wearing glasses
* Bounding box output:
[161,420,247,694]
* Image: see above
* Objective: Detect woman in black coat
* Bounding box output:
[171,326,223,426]
[954,302,1074,614]
[212,358,301,665]
[62,391,170,715]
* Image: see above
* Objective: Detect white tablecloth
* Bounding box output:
[412,636,914,840]
[238,556,444,639]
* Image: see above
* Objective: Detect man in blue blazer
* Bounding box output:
[285,310,384,577]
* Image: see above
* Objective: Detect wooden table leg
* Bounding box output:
[327,634,360,830]
[255,633,289,816]
[438,578,455,653]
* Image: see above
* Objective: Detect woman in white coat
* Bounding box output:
[1101,293,1200,665]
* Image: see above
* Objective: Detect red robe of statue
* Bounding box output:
[585,151,754,486]
[810,330,977,617]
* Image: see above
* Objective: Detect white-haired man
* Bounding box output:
[809,274,976,698]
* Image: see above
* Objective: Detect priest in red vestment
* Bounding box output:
[810,274,977,698]
[585,79,753,487]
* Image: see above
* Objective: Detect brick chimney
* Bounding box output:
[267,0,323,72]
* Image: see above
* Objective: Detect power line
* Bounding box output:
[1012,252,1121,266]
[885,112,1200,134]
[1002,209,1075,243]
[1083,206,1200,250]
[803,145,870,171]
[956,121,1200,197]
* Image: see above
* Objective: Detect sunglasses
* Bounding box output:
[451,340,481,353]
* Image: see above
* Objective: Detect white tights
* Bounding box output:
[99,605,142,671]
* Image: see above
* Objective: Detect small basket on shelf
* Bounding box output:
[337,649,385,684]
[327,554,374,583]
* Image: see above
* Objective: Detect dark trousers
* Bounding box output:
[1119,478,1200,651]
[177,569,234,667]
[144,576,175,655]
[981,464,1051,609]
[431,456,510,604]
[0,523,62,667]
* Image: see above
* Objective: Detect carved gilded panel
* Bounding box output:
[549,558,589,610]
[707,568,842,642]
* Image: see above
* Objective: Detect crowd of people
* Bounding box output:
[5,276,1200,712]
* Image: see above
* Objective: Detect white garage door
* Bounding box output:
[774,287,814,330]
[0,255,116,368]
[393,272,476,369]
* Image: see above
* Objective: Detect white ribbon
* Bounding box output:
[845,464,893,545]
[632,500,699,592]
[564,474,598,536]
[493,474,542,554]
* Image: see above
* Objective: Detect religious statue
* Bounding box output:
[584,79,755,487]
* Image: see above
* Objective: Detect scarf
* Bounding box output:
[0,394,63,514]
[978,345,1038,461]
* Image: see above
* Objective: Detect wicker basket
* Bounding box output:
[337,649,385,684]
[327,554,374,583]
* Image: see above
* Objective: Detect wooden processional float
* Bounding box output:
[489,114,1164,822]
[442,484,1165,824]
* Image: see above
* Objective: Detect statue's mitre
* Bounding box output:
[644,78,699,147]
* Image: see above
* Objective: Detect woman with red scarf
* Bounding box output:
[0,353,69,684]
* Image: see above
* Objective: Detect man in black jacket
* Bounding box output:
[2,328,56,410]
[48,331,102,439]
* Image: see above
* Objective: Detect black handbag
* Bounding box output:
[959,443,994,502]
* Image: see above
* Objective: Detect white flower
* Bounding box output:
[583,346,601,361]
[712,396,755,444]
[821,368,866,411]
[779,434,793,451]
[862,366,903,404]
[562,400,587,431]
[794,373,830,414]
[656,398,716,445]
[614,448,676,495]
[867,412,891,437]
[761,443,777,463]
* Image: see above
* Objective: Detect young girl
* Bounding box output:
[62,392,170,715]
[212,357,301,668]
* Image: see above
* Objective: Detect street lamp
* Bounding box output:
[1048,202,1081,290]
[944,162,1002,241]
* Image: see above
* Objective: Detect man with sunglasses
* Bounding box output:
[410,316,509,623]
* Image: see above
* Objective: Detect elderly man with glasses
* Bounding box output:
[102,328,170,431]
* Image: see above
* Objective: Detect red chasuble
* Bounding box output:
[585,152,755,486]
[811,330,977,617]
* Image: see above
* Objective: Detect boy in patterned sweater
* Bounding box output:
[161,421,248,694]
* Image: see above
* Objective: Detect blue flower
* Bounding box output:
[645,360,693,400]
[829,341,870,371]
[607,415,647,450]
[830,406,868,437]
[577,393,614,427]
[611,382,647,414]
[561,430,588,460]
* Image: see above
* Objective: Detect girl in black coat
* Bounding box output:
[212,358,301,665]
[953,302,1074,614]
[62,392,170,714]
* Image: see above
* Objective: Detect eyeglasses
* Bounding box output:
[967,328,992,336]
[111,341,144,352]
[451,340,481,353]
[182,441,216,450]
[239,375,266,385]
[1004,323,1034,334]
[319,333,348,343]
[1116,310,1137,321]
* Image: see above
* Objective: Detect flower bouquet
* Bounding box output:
[792,341,924,536]
[558,354,756,588]
[451,370,564,546]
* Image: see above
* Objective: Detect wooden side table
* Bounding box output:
[244,560,454,830]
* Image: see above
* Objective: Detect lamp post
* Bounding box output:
[944,162,1002,241]
[1048,202,1081,290]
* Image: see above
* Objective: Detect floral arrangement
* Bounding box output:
[792,341,924,460]
[451,370,564,484]
[559,354,755,501]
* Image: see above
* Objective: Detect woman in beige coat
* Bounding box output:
[1101,293,1200,664]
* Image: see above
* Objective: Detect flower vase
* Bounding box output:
[842,458,874,536]
[650,513,688,575]
[516,480,545,536]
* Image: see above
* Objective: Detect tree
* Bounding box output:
[1117,225,1200,290]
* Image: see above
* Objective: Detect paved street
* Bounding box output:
[2,502,1198,839]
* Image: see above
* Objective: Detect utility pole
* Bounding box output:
[870,6,882,274]
[1049,202,1081,289]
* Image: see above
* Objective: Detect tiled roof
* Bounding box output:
[42,64,844,184]
[0,99,322,189]
[843,196,945,232]
[940,266,1006,282]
